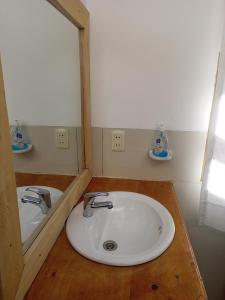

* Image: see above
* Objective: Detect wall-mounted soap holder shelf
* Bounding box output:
[149,150,172,161]
[12,143,33,154]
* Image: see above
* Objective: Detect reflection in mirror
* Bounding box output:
[0,0,84,252]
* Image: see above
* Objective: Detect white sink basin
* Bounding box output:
[66,192,175,266]
[17,186,63,244]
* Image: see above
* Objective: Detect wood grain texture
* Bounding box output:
[15,173,75,190]
[47,0,89,29]
[79,22,92,172]
[0,58,23,300]
[25,178,207,300]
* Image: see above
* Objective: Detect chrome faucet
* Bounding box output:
[83,192,113,217]
[21,187,51,214]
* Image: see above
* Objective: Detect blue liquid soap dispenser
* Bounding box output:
[149,125,172,160]
[11,120,32,153]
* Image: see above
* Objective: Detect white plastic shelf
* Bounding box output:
[12,144,33,154]
[149,150,172,161]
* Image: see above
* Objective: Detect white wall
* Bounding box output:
[88,0,224,131]
[0,0,81,127]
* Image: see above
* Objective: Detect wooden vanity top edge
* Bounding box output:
[170,183,207,297]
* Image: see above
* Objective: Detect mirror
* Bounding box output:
[0,0,84,252]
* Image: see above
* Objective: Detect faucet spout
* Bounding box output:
[25,187,51,208]
[21,195,49,214]
[83,192,113,217]
[21,187,51,214]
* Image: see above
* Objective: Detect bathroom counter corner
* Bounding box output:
[25,178,207,300]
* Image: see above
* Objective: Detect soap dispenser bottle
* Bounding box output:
[152,124,169,158]
[12,120,25,148]
[11,120,33,153]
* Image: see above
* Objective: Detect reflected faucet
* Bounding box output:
[21,187,51,214]
[83,192,113,217]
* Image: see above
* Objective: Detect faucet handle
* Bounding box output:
[83,192,109,206]
[25,186,50,195]
[25,187,51,208]
[84,192,109,198]
[21,195,42,205]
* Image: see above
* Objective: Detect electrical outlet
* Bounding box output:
[112,130,125,151]
[55,128,69,149]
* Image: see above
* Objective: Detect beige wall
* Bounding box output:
[92,127,206,182]
[13,126,83,176]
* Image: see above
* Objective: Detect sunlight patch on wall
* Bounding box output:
[215,95,225,140]
[207,159,225,199]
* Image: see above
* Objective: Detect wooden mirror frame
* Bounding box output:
[0,1,92,299]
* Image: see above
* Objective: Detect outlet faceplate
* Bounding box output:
[55,128,69,149]
[112,130,125,152]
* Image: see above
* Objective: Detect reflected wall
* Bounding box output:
[0,0,84,251]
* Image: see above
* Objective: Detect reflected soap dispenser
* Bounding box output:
[14,120,25,146]
[11,120,32,153]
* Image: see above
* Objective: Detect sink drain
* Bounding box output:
[103,240,118,251]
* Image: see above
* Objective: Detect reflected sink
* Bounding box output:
[66,192,175,266]
[17,186,63,243]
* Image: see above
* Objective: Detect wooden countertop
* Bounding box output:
[24,178,207,300]
[15,173,75,191]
